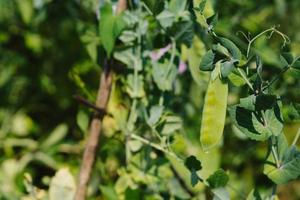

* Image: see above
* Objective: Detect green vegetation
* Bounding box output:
[0,0,300,199]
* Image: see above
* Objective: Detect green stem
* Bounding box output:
[131,133,182,162]
[271,185,277,199]
[237,68,254,91]
[271,145,280,168]
[292,128,300,146]
[262,66,290,92]
[246,27,290,58]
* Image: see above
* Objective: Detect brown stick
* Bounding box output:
[74,62,112,200]
[74,1,127,200]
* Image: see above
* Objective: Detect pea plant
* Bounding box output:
[18,0,300,199]
[70,0,300,199]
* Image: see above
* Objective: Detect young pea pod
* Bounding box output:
[200,64,228,151]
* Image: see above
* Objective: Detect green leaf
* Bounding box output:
[147,105,164,126]
[49,169,76,200]
[212,187,230,200]
[280,52,294,65]
[169,0,186,14]
[229,101,283,141]
[16,0,33,24]
[156,10,175,28]
[228,69,246,87]
[292,59,300,70]
[212,44,230,57]
[219,37,242,60]
[185,156,202,171]
[41,124,68,149]
[76,110,90,133]
[239,95,256,111]
[184,156,202,186]
[255,94,277,111]
[160,115,182,135]
[114,49,142,71]
[125,74,145,98]
[264,145,300,184]
[207,169,229,188]
[220,61,235,78]
[99,185,119,200]
[246,189,262,200]
[172,20,194,47]
[198,0,207,13]
[229,106,270,141]
[152,61,177,91]
[99,3,126,57]
[199,50,215,71]
[207,13,218,29]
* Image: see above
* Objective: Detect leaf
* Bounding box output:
[49,169,76,200]
[99,3,126,57]
[169,0,187,14]
[114,49,142,71]
[200,67,228,151]
[16,0,33,24]
[220,61,235,78]
[239,94,277,111]
[212,43,230,57]
[125,74,145,98]
[280,52,294,65]
[41,124,68,149]
[207,169,229,188]
[264,145,300,184]
[255,94,277,111]
[219,37,242,60]
[207,13,218,29]
[229,100,283,141]
[172,20,194,47]
[160,115,182,135]
[76,110,89,133]
[99,185,119,200]
[198,0,207,13]
[228,69,246,87]
[212,187,230,200]
[246,189,262,200]
[185,156,202,171]
[199,50,215,71]
[128,140,143,152]
[147,105,164,126]
[184,156,202,186]
[229,106,269,141]
[239,95,256,111]
[292,57,300,70]
[156,10,175,28]
[152,61,177,91]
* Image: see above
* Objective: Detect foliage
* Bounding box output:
[1,0,300,199]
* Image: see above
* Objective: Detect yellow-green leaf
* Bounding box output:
[200,66,228,151]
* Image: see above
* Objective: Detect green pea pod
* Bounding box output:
[200,65,228,151]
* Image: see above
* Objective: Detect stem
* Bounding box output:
[271,145,280,168]
[262,66,290,92]
[74,60,113,200]
[246,27,290,58]
[131,133,182,162]
[74,1,127,199]
[271,185,277,199]
[237,68,254,91]
[292,128,300,146]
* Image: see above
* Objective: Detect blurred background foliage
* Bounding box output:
[0,0,299,199]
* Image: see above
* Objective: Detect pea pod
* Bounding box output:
[200,64,228,151]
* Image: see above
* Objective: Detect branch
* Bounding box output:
[74,1,127,199]
[74,60,113,200]
[73,95,107,116]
